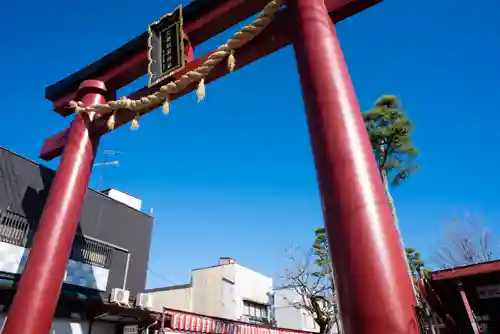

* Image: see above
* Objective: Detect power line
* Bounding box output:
[147,266,178,286]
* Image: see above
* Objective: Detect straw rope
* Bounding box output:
[69,0,284,130]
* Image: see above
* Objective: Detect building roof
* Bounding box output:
[420,260,500,331]
[430,260,500,281]
[144,284,191,293]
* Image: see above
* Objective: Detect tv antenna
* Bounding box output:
[93,148,122,191]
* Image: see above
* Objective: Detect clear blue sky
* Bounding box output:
[2,0,499,288]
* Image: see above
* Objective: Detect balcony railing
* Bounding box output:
[71,233,114,269]
[0,208,113,269]
[0,209,32,247]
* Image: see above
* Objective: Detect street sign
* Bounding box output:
[148,5,185,87]
[477,284,500,299]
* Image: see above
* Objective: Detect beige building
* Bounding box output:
[146,258,273,324]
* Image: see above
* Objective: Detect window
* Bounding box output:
[243,300,268,324]
[0,208,114,269]
[71,233,114,269]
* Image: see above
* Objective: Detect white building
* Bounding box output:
[274,288,341,334]
[273,288,319,332]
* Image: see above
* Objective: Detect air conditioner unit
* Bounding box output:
[135,292,153,310]
[110,288,130,305]
[123,324,138,334]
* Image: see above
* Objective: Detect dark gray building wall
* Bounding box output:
[0,147,153,296]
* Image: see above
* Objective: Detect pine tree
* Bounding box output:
[363,95,418,215]
[312,227,330,275]
[406,247,425,282]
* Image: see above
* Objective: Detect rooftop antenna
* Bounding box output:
[93,148,122,191]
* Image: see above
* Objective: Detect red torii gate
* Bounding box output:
[2,0,419,333]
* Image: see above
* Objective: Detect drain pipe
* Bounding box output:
[145,320,158,334]
[122,252,130,289]
[161,305,166,334]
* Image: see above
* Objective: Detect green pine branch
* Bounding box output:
[363,95,419,184]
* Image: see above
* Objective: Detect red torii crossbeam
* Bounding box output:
[3,0,419,333]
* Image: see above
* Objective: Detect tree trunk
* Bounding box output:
[327,261,342,333]
[381,169,401,241]
[322,197,341,330]
[318,321,329,334]
[327,260,335,292]
[332,318,342,334]
[381,169,419,303]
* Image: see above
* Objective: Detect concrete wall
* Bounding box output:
[149,284,193,312]
[147,261,273,321]
[274,288,319,332]
[273,288,341,333]
[0,147,154,296]
[146,266,227,318]
[0,314,115,334]
[220,265,237,319]
[191,265,226,318]
[233,264,273,319]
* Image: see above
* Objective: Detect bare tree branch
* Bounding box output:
[278,245,340,334]
[434,212,499,268]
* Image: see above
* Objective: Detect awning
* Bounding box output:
[166,310,314,334]
[89,302,156,325]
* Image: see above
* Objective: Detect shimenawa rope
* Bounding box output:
[69,0,284,130]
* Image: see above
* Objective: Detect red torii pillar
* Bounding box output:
[2,81,108,334]
[291,0,418,333]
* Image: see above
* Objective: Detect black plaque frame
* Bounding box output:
[148,5,185,87]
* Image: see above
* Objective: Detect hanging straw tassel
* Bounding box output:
[227,50,236,72]
[68,101,78,113]
[69,101,84,114]
[107,111,116,130]
[197,78,206,103]
[162,94,170,115]
[131,112,140,130]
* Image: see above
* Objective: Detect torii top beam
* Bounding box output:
[41,0,380,161]
[45,0,275,116]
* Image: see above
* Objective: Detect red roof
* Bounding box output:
[418,260,500,332]
[430,260,500,280]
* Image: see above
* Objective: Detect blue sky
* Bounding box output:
[2,0,499,288]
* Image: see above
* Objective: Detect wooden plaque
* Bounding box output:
[148,5,185,87]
